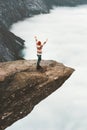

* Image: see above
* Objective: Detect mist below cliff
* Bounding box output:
[8,5,87,130]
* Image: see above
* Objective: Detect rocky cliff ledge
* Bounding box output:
[0,60,74,130]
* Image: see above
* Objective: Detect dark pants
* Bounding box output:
[37,55,41,67]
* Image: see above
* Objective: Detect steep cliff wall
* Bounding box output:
[0,26,25,62]
[0,0,48,28]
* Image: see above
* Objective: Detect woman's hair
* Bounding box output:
[37,41,41,45]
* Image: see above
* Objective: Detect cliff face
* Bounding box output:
[0,60,74,130]
[0,0,48,29]
[0,27,25,62]
[0,0,87,62]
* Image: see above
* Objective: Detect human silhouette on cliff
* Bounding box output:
[34,36,48,69]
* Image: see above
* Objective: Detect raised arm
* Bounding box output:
[43,38,48,45]
[34,36,38,42]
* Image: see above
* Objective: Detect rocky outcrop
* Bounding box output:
[0,26,25,62]
[0,60,74,130]
[0,0,49,29]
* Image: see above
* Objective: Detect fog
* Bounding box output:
[7,6,87,130]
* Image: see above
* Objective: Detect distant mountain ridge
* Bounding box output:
[0,0,87,28]
[0,0,87,62]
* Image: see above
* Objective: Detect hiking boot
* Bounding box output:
[36,65,42,70]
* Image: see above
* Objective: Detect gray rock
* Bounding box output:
[0,26,25,62]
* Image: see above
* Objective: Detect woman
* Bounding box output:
[34,36,48,69]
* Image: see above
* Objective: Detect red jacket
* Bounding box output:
[36,41,43,55]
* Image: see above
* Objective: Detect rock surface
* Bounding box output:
[0,60,74,130]
[0,27,25,62]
